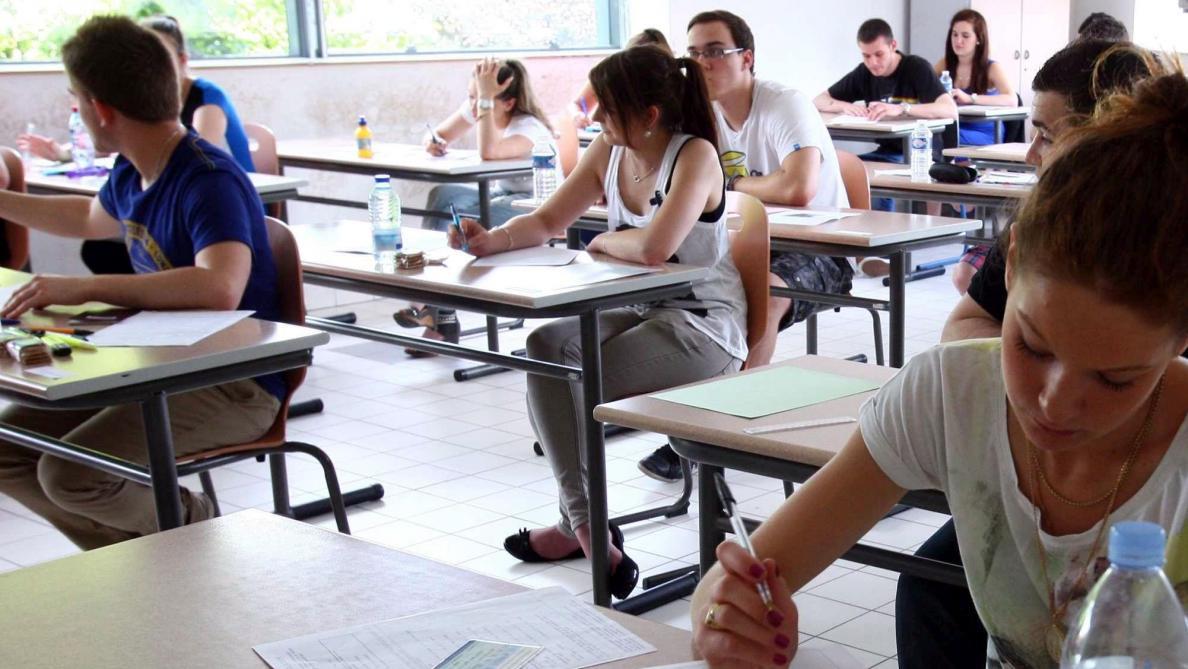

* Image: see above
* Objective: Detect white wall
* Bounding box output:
[1070,0,1136,40]
[637,0,909,96]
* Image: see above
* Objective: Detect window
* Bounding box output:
[0,0,623,64]
[0,0,293,63]
[321,0,616,55]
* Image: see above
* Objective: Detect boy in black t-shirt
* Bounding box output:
[814,18,957,162]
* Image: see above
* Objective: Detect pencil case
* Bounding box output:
[929,163,979,184]
[6,338,52,366]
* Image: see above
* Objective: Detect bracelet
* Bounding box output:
[502,226,514,251]
[726,174,743,191]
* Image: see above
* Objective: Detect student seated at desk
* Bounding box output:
[1077,11,1130,42]
[567,29,671,130]
[934,9,1018,147]
[946,40,1159,323]
[690,72,1188,669]
[447,45,746,600]
[394,58,554,353]
[812,18,957,164]
[0,16,282,550]
[635,10,851,484]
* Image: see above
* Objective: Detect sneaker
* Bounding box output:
[637,445,684,483]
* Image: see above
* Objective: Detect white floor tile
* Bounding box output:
[808,570,898,610]
[797,636,889,668]
[419,476,510,503]
[819,610,898,657]
[0,514,60,545]
[354,519,445,550]
[793,592,867,637]
[625,525,701,560]
[406,534,500,565]
[0,532,80,567]
[512,564,593,596]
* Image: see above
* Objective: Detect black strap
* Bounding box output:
[653,136,727,223]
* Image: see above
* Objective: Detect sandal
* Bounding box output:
[402,309,461,357]
[503,523,625,563]
[394,305,438,329]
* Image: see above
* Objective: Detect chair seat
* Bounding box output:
[175,406,288,465]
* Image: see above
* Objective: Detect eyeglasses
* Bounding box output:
[686,46,745,61]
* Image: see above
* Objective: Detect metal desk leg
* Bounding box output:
[454,181,518,381]
[580,311,611,606]
[142,391,183,530]
[699,462,726,576]
[889,252,907,368]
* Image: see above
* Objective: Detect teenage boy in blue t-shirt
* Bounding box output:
[0,15,282,550]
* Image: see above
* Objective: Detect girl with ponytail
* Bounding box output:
[447,45,746,600]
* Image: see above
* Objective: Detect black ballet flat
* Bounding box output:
[503,523,625,563]
[609,552,640,600]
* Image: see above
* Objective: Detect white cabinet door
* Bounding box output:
[1020,0,1071,109]
[973,0,1024,91]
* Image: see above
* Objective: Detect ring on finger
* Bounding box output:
[704,602,724,630]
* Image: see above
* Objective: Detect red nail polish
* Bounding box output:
[774,654,789,665]
[750,563,766,579]
[774,633,790,648]
[766,609,784,627]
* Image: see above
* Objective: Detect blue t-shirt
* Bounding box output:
[97,132,284,399]
[181,78,255,173]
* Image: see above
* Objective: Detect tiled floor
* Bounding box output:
[0,243,967,667]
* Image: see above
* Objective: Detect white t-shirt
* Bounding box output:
[860,339,1188,668]
[457,101,554,194]
[714,80,848,209]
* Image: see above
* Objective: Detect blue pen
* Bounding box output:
[449,203,470,253]
[578,96,589,119]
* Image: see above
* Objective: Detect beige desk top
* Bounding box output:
[942,142,1030,163]
[277,139,532,176]
[865,161,1033,200]
[294,222,708,310]
[25,159,307,198]
[595,356,897,467]
[0,510,692,668]
[511,196,980,248]
[821,112,954,133]
[0,269,328,401]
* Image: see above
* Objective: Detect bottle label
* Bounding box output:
[533,154,556,170]
[357,137,373,153]
[911,137,929,151]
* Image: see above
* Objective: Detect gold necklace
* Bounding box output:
[1028,375,1165,662]
[626,150,657,183]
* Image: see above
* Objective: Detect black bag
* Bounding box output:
[929,163,979,184]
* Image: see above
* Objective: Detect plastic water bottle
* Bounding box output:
[1061,521,1188,668]
[20,122,35,164]
[368,174,402,261]
[532,138,558,202]
[910,121,932,183]
[67,106,95,169]
[939,70,953,95]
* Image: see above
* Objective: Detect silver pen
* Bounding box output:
[714,472,774,610]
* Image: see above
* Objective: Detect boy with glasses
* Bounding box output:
[637,10,851,483]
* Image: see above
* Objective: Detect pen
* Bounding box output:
[425,122,445,145]
[39,331,97,351]
[578,97,589,120]
[713,472,775,611]
[30,326,93,336]
[449,203,470,253]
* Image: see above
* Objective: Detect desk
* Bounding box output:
[277,140,532,228]
[579,128,601,148]
[821,113,953,156]
[943,142,1032,171]
[24,160,308,205]
[956,106,1029,144]
[514,198,981,368]
[866,161,1032,209]
[293,222,706,606]
[0,269,328,530]
[594,356,963,586]
[0,509,692,668]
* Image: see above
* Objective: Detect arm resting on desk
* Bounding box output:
[0,191,121,240]
[2,240,251,318]
[941,294,1003,342]
[734,147,821,207]
[585,138,723,265]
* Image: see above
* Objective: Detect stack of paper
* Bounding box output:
[651,366,880,419]
[87,310,254,347]
[253,587,656,669]
[768,210,862,227]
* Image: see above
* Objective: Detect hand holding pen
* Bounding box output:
[425,123,448,156]
[693,473,798,668]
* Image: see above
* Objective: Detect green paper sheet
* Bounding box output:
[650,366,880,419]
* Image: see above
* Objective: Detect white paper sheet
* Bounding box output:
[253,588,656,669]
[768,210,862,227]
[978,171,1037,185]
[506,262,660,293]
[825,115,879,126]
[0,280,30,307]
[873,168,913,177]
[643,645,863,668]
[472,247,580,267]
[86,310,254,347]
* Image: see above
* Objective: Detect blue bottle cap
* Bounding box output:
[373,174,390,183]
[358,115,368,125]
[1108,521,1166,569]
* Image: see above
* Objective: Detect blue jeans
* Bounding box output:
[424,183,529,231]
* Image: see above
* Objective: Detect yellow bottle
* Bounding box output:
[355,116,373,159]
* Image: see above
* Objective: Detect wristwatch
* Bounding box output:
[476,98,495,111]
[902,102,913,116]
[971,93,979,103]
